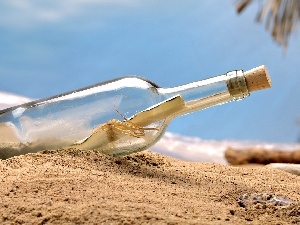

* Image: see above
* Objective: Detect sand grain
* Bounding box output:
[0,149,299,224]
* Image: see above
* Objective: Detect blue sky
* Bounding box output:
[1,0,300,143]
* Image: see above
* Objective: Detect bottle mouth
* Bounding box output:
[226,70,250,100]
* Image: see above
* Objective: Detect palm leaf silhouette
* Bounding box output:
[236,0,300,47]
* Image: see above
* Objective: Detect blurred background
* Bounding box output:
[1,0,300,144]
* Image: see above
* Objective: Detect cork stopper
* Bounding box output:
[244,65,272,92]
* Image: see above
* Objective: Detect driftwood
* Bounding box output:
[225,147,300,165]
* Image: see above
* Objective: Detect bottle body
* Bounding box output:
[0,71,249,159]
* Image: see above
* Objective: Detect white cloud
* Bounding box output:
[0,92,32,110]
[0,0,139,27]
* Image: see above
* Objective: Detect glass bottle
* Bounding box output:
[0,65,271,159]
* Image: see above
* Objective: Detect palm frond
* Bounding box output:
[236,0,253,13]
[236,0,300,47]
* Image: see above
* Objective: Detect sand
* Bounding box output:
[0,149,300,225]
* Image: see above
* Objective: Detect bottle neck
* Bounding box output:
[158,70,250,121]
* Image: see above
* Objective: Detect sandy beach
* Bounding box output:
[0,148,299,224]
